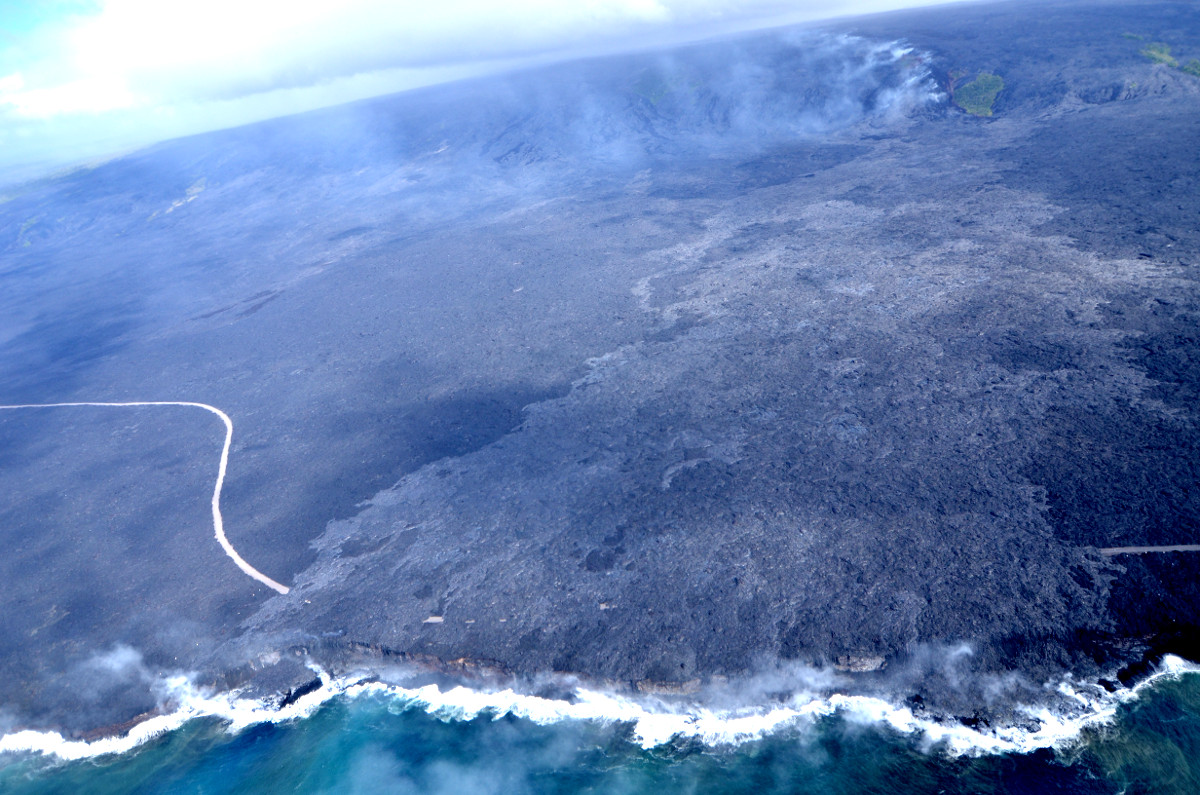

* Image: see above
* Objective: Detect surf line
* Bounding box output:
[0,401,290,595]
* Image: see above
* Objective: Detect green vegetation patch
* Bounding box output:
[1182,59,1200,78]
[1122,32,1146,41]
[632,70,672,106]
[954,72,1005,117]
[1142,42,1179,67]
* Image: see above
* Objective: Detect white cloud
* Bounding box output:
[0,0,961,181]
[1,76,136,117]
[4,0,957,117]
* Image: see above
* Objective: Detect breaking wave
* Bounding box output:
[3,655,1197,764]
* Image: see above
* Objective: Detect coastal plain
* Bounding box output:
[1,0,1198,735]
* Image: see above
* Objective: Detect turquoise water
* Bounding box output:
[3,672,1199,794]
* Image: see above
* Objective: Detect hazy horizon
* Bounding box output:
[0,0,971,185]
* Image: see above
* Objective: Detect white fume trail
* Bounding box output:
[0,401,290,595]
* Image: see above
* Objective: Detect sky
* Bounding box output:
[0,0,960,182]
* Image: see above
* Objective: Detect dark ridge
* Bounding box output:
[328,226,375,242]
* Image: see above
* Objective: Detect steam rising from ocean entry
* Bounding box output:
[5,652,1199,763]
[0,0,962,182]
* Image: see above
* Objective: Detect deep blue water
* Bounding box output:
[3,671,1198,794]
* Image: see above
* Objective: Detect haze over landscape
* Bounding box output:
[0,0,963,181]
[2,1,1200,792]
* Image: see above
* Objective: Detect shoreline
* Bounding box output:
[5,636,1199,761]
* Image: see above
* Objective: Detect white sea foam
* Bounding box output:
[3,656,1198,764]
[0,665,351,762]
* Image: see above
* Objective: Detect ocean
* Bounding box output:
[2,659,1198,793]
